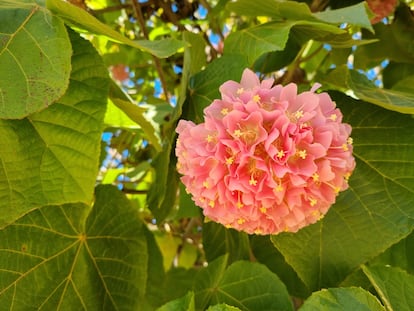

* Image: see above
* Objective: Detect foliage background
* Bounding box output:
[1,0,414,309]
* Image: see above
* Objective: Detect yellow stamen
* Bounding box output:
[277,150,285,159]
[206,134,214,142]
[329,113,337,121]
[221,108,229,115]
[309,198,317,207]
[275,184,283,192]
[294,110,304,119]
[237,218,245,225]
[342,144,349,151]
[225,157,234,165]
[260,207,267,213]
[236,201,244,209]
[209,200,215,208]
[233,129,242,138]
[347,137,353,145]
[203,180,210,188]
[312,173,319,182]
[249,177,257,186]
[253,95,261,102]
[298,149,307,159]
[236,88,244,95]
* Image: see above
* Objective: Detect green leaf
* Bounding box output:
[383,62,414,89]
[147,139,180,221]
[46,0,185,58]
[313,2,373,32]
[202,222,250,264]
[0,185,148,310]
[299,287,385,311]
[224,21,344,65]
[321,66,414,114]
[370,230,414,274]
[157,292,195,311]
[174,31,207,122]
[108,81,162,151]
[162,267,198,306]
[250,235,310,298]
[188,54,249,123]
[207,304,242,311]
[0,1,71,119]
[143,227,166,310]
[226,0,314,21]
[0,30,108,228]
[227,0,372,31]
[363,265,414,311]
[271,93,414,290]
[354,5,414,69]
[194,256,293,311]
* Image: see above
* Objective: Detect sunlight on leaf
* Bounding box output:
[0,30,108,228]
[0,1,71,119]
[299,287,385,311]
[46,0,185,58]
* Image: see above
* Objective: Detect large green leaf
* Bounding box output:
[0,185,148,310]
[299,287,385,311]
[46,0,184,58]
[321,66,414,114]
[194,256,293,311]
[202,222,250,264]
[271,93,414,290]
[0,30,108,228]
[363,265,414,311]
[0,0,71,119]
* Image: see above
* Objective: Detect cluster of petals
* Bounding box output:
[175,69,355,235]
[366,0,398,24]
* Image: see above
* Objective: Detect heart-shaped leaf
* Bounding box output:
[0,30,108,228]
[0,185,148,310]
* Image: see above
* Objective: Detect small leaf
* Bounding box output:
[46,0,185,58]
[0,30,108,228]
[108,81,162,151]
[194,256,293,311]
[0,1,71,118]
[271,94,414,290]
[174,31,207,122]
[0,185,148,309]
[299,287,385,311]
[225,21,344,65]
[313,2,373,32]
[207,304,242,311]
[157,292,195,311]
[363,265,414,311]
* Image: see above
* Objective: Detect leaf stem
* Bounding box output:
[130,0,171,104]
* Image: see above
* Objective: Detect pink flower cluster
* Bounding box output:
[176,69,355,235]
